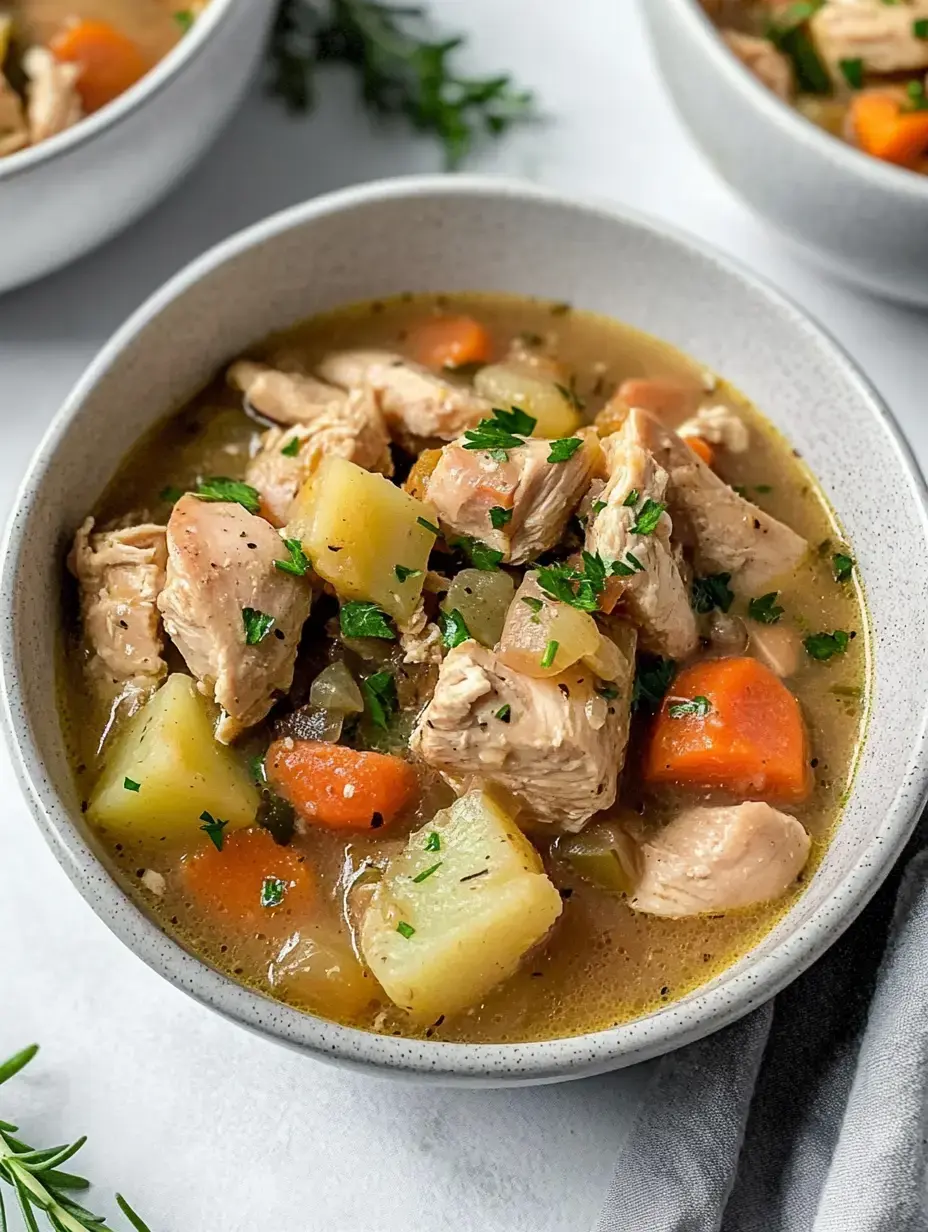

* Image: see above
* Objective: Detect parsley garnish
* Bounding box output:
[591,499,607,516]
[521,595,544,614]
[425,831,441,852]
[595,683,619,700]
[489,505,513,529]
[363,670,397,729]
[174,9,195,32]
[547,437,583,464]
[832,553,854,583]
[159,484,184,505]
[767,1,831,95]
[394,564,422,583]
[261,876,286,908]
[915,17,928,39]
[754,484,773,495]
[242,607,275,644]
[340,600,396,640]
[633,655,676,712]
[396,920,416,939]
[540,639,559,669]
[906,80,928,111]
[274,538,310,576]
[413,862,442,883]
[495,703,511,722]
[668,695,711,719]
[123,777,140,793]
[462,406,536,459]
[199,810,229,851]
[692,572,734,614]
[281,436,302,457]
[748,592,784,625]
[612,551,645,577]
[623,489,640,507]
[804,630,850,662]
[439,608,471,649]
[630,498,666,536]
[250,755,266,784]
[195,477,261,514]
[454,535,504,571]
[417,516,440,536]
[839,57,863,89]
[537,551,608,611]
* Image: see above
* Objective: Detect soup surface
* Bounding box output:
[62,293,869,1044]
[704,0,928,175]
[0,1,206,157]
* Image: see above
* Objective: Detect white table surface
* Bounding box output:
[1,3,926,1229]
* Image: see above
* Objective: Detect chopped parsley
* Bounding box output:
[915,17,928,40]
[767,1,831,95]
[261,876,286,908]
[194,477,261,514]
[363,670,398,729]
[394,564,422,583]
[804,630,850,662]
[412,862,442,884]
[521,595,544,614]
[417,516,440,536]
[839,57,864,89]
[547,437,584,464]
[439,608,471,649]
[123,777,140,793]
[396,920,416,939]
[595,682,620,700]
[340,600,396,640]
[753,484,773,495]
[540,639,559,669]
[199,811,229,852]
[633,654,676,712]
[748,592,784,625]
[174,9,195,31]
[495,703,512,722]
[250,755,266,784]
[425,831,441,852]
[611,551,645,577]
[630,498,666,536]
[242,607,275,645]
[280,436,302,457]
[832,553,854,583]
[489,505,513,529]
[159,484,184,505]
[668,695,711,719]
[591,499,607,516]
[537,551,608,612]
[454,535,504,571]
[906,79,928,111]
[691,572,734,614]
[554,376,585,412]
[274,538,310,577]
[461,406,536,460]
[623,489,640,507]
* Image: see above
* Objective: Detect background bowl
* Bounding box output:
[3,177,928,1085]
[0,0,274,295]
[642,0,928,305]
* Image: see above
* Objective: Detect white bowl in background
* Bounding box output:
[3,176,928,1085]
[642,0,928,305]
[0,0,274,295]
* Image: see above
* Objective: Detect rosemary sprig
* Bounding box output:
[0,1046,151,1232]
[268,0,535,168]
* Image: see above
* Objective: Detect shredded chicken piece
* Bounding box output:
[678,405,750,454]
[721,29,794,100]
[227,361,350,427]
[24,47,82,144]
[398,601,443,665]
[810,0,928,76]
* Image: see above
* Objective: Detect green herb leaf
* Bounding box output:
[594,682,620,700]
[833,552,854,583]
[839,57,864,88]
[804,630,850,661]
[173,10,195,33]
[261,876,286,908]
[417,516,441,536]
[199,811,229,851]
[748,592,784,625]
[906,79,928,111]
[495,703,511,722]
[280,435,302,457]
[540,639,559,669]
[691,572,734,614]
[453,535,504,571]
[547,437,583,464]
[489,505,513,529]
[242,607,275,645]
[123,778,140,793]
[767,2,831,95]
[915,17,928,40]
[623,489,640,507]
[425,831,441,852]
[611,551,645,577]
[340,600,396,640]
[754,483,773,495]
[521,595,544,614]
[537,552,608,612]
[632,654,676,712]
[591,499,607,516]
[462,406,536,457]
[668,695,712,719]
[412,862,442,884]
[194,477,261,514]
[159,484,184,505]
[396,920,416,939]
[630,498,666,536]
[439,607,471,649]
[363,670,398,730]
[274,537,311,576]
[0,1044,39,1087]
[394,564,422,583]
[116,1194,154,1232]
[250,755,267,784]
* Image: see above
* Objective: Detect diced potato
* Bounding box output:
[360,790,563,1019]
[474,362,582,439]
[555,820,641,894]
[270,927,377,1020]
[286,456,437,622]
[88,674,259,840]
[498,572,602,678]
[441,568,515,647]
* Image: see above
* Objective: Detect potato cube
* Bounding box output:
[360,790,562,1019]
[287,456,437,622]
[474,363,581,439]
[498,572,602,678]
[88,674,259,840]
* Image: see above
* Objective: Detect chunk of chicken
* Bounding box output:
[810,0,928,76]
[635,408,808,594]
[68,519,168,705]
[585,413,698,660]
[0,72,28,156]
[425,430,602,565]
[227,360,350,427]
[24,47,82,144]
[749,622,802,678]
[677,405,750,454]
[317,350,490,444]
[398,600,443,665]
[721,30,794,100]
[157,495,312,743]
[245,387,393,525]
[411,638,635,831]
[630,802,811,917]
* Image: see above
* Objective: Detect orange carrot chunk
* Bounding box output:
[410,315,493,372]
[266,740,417,829]
[617,378,700,421]
[851,91,928,169]
[686,436,715,467]
[51,20,148,114]
[644,656,811,802]
[180,827,315,929]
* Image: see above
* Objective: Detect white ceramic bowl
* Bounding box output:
[642,0,928,304]
[4,177,928,1086]
[0,0,274,294]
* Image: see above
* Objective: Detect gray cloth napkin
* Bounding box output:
[595,817,928,1232]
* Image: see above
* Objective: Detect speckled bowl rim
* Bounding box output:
[667,0,928,199]
[4,176,928,1085]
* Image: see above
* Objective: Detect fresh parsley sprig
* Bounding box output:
[462,406,537,461]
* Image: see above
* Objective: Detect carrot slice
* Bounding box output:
[644,656,811,802]
[180,827,315,929]
[51,20,148,113]
[686,436,715,467]
[851,92,928,168]
[266,740,417,829]
[410,315,493,371]
[617,378,700,421]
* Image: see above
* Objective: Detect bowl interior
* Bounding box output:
[5,180,928,1083]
